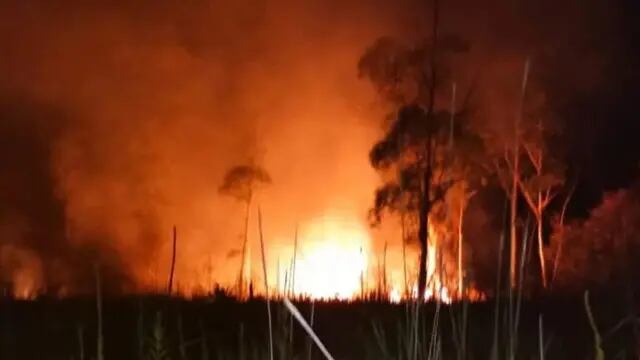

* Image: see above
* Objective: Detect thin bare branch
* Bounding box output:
[517,177,537,212]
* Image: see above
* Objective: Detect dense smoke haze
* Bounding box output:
[0,0,635,295]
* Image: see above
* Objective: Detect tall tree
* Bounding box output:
[517,97,564,288]
[219,164,271,297]
[359,7,479,295]
[488,60,531,290]
[489,62,565,289]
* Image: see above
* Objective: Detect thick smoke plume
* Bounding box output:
[0,0,628,294]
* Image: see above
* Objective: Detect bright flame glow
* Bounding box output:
[277,215,369,300]
[11,271,39,300]
[3,211,484,303]
[271,215,470,303]
[398,224,454,304]
[389,287,401,303]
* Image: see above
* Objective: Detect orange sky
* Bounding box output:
[0,0,615,297]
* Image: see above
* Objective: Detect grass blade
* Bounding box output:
[283,298,335,360]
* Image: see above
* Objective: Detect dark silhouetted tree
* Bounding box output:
[219,164,271,297]
[358,2,481,296]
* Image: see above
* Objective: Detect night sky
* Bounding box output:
[541,0,640,217]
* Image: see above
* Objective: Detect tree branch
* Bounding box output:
[522,142,542,173]
[517,177,538,214]
[541,188,557,209]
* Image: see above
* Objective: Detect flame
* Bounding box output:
[0,244,43,300]
[271,214,474,303]
[276,215,369,300]
[423,226,453,303]
[3,211,484,303]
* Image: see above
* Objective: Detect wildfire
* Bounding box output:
[3,213,483,303]
[274,215,369,300]
[269,214,474,303]
[388,235,454,304]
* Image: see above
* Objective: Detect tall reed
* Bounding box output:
[95,263,104,360]
[257,208,274,360]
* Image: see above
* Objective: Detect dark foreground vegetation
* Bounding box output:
[0,289,637,360]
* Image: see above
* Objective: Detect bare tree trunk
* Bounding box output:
[418,191,432,298]
[510,59,530,289]
[291,225,298,297]
[360,246,365,299]
[506,59,531,360]
[276,257,281,297]
[401,214,409,298]
[383,240,388,295]
[510,163,518,290]
[257,208,274,360]
[168,225,177,294]
[238,193,252,297]
[288,225,298,347]
[536,206,547,289]
[535,116,548,290]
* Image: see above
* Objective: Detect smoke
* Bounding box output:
[0,0,629,294]
[0,94,131,293]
